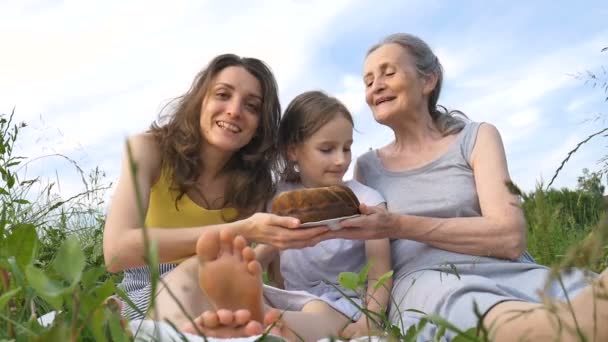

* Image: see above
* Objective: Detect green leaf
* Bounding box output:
[108,310,130,342]
[14,199,30,205]
[82,266,107,289]
[83,279,119,315]
[373,270,394,290]
[6,224,38,269]
[6,174,14,189]
[338,271,360,291]
[52,236,85,285]
[428,315,478,342]
[0,287,20,310]
[7,256,26,288]
[358,259,373,284]
[405,308,427,315]
[0,167,7,182]
[93,279,118,302]
[451,328,479,342]
[33,321,69,342]
[434,325,447,342]
[25,265,65,309]
[0,187,8,196]
[5,160,21,168]
[403,318,428,342]
[90,308,109,342]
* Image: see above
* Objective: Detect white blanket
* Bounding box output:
[129,319,387,342]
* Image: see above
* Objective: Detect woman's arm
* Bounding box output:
[334,124,526,260]
[397,124,526,259]
[103,134,327,273]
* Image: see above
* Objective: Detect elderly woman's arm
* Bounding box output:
[401,124,526,259]
[336,124,526,260]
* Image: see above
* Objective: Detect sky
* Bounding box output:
[1,0,607,202]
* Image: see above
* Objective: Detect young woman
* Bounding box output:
[102,54,328,336]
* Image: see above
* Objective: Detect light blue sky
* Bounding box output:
[1,0,607,198]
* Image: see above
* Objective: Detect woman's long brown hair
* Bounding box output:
[149,54,281,217]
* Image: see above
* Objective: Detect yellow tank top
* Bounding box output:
[144,168,239,229]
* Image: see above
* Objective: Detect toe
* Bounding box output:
[196,230,221,262]
[244,321,264,336]
[216,309,236,325]
[233,235,248,258]
[247,259,262,278]
[233,309,252,326]
[263,309,282,326]
[201,311,220,328]
[242,245,256,263]
[219,229,236,256]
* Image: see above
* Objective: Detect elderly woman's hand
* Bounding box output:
[242,213,329,250]
[315,203,396,242]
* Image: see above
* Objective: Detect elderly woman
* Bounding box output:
[327,33,608,341]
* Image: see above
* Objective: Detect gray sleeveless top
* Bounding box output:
[356,121,530,280]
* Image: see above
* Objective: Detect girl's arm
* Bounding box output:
[363,237,393,319]
[341,227,392,338]
[254,244,279,270]
[254,244,284,288]
[103,134,326,273]
[334,124,526,260]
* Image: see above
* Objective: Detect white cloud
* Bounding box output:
[2,0,607,198]
[1,0,362,199]
[334,74,367,117]
[2,5,357,137]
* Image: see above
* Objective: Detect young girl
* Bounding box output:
[258,90,393,339]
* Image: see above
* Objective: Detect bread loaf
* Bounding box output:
[271,185,360,223]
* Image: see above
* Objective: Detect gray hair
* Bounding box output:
[367,33,466,136]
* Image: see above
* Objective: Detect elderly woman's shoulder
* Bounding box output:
[476,122,503,142]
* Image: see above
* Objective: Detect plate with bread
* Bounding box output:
[298,214,361,230]
[271,184,361,231]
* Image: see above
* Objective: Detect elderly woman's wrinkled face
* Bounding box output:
[363,43,433,125]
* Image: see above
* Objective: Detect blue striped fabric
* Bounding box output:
[119,263,177,320]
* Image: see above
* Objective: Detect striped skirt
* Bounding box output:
[119,263,177,320]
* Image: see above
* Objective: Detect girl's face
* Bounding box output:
[199,66,263,154]
[288,115,353,188]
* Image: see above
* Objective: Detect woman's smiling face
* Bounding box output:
[199,66,263,153]
[363,43,435,125]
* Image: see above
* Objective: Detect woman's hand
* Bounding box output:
[321,203,396,241]
[242,213,329,250]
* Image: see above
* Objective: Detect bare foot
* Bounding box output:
[181,308,264,337]
[197,229,264,322]
[181,308,294,340]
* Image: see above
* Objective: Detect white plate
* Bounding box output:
[299,214,360,231]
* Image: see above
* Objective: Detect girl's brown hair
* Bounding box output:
[149,54,281,216]
[278,90,354,182]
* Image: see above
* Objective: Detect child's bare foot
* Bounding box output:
[181,308,295,340]
[181,308,264,337]
[197,229,264,322]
